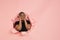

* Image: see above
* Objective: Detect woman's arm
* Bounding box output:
[15,20,22,31]
[24,20,31,30]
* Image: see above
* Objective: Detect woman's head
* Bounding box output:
[18,12,26,20]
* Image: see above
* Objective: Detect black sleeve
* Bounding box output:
[13,21,19,28]
[26,20,31,24]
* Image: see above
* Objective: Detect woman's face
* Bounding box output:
[19,13,26,20]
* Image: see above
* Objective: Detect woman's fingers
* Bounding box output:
[15,25,21,31]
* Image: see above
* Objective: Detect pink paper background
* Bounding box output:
[0,0,60,40]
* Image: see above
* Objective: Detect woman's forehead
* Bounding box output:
[21,13,24,15]
[21,13,25,16]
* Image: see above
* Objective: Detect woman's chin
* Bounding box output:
[21,19,24,20]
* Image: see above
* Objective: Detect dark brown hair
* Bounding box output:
[18,12,25,16]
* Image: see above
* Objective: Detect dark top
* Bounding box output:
[13,20,31,32]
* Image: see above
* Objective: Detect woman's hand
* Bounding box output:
[15,25,20,31]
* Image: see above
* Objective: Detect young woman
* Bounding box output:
[13,12,31,32]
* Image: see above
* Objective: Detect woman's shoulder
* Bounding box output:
[26,20,30,21]
[14,21,19,24]
[26,20,31,24]
[13,21,19,28]
[15,21,19,22]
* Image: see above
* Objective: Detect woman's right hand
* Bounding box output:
[15,18,22,31]
[18,18,22,31]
